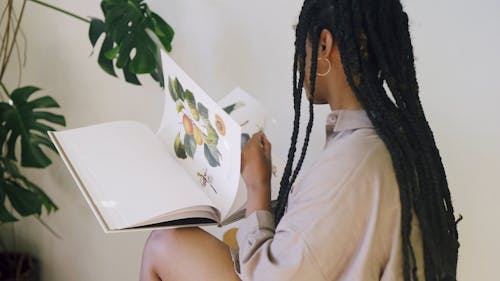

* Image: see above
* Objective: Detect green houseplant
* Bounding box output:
[0,0,174,280]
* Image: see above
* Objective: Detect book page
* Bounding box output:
[51,121,214,230]
[218,88,284,221]
[156,53,241,219]
[218,87,269,137]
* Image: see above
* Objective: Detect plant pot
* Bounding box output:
[0,253,39,281]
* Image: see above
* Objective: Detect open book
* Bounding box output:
[49,52,282,233]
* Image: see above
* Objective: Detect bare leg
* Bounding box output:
[140,227,241,281]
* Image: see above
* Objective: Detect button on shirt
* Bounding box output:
[231,109,425,281]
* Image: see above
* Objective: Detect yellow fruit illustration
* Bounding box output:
[215,114,226,136]
[204,122,219,145]
[183,114,193,135]
[193,125,203,145]
[191,107,200,121]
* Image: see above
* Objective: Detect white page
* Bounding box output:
[218,87,268,136]
[218,88,284,220]
[53,121,213,230]
[156,52,241,219]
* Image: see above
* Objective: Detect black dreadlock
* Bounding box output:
[274,1,460,280]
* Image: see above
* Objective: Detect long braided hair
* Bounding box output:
[274,0,460,280]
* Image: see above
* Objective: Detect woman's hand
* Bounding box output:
[241,131,272,217]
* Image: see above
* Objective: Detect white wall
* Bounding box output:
[1,0,498,280]
[403,1,500,280]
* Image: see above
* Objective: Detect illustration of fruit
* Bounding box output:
[184,134,197,158]
[170,76,229,168]
[176,100,184,113]
[190,107,200,121]
[204,121,219,145]
[183,114,193,135]
[193,125,203,145]
[174,133,187,159]
[215,114,226,136]
[241,133,250,149]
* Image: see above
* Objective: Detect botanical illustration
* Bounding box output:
[196,169,217,194]
[222,101,250,148]
[168,76,224,168]
[223,101,245,115]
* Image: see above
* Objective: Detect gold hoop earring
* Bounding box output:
[317,58,331,77]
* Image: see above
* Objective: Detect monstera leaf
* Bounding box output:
[0,86,65,168]
[0,158,58,222]
[89,0,174,87]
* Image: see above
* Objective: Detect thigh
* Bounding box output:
[141,227,241,281]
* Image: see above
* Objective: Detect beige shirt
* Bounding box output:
[232,109,425,281]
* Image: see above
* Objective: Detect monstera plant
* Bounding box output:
[0,0,174,280]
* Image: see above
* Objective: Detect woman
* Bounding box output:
[140,0,460,280]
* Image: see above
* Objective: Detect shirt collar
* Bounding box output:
[325,109,373,138]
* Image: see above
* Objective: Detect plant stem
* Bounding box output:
[29,0,90,24]
[0,1,14,80]
[0,80,11,99]
[0,229,6,251]
[12,214,16,250]
[36,217,62,240]
[0,0,27,81]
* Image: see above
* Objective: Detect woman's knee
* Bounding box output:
[145,227,200,257]
[146,228,181,254]
[148,228,176,245]
[142,227,239,281]
[141,229,177,281]
[142,228,198,280]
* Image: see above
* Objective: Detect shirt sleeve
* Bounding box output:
[234,210,326,281]
[233,138,400,280]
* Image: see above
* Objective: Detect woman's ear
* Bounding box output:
[318,29,335,60]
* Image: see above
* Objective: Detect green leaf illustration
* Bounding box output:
[203,121,219,145]
[168,76,178,101]
[223,101,245,115]
[174,133,187,159]
[184,134,196,158]
[198,102,209,120]
[184,89,196,109]
[204,143,221,167]
[174,78,185,101]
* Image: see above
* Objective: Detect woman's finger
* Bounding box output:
[248,131,264,147]
[261,134,272,157]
